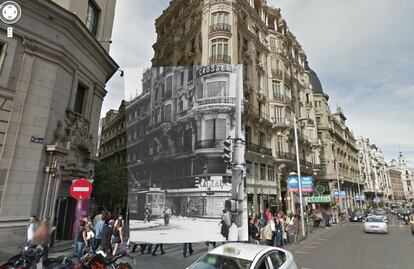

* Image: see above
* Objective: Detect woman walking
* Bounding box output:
[75,220,88,257]
[263,219,273,246]
[32,218,55,263]
[112,219,124,255]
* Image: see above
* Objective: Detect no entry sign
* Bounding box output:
[70,178,92,200]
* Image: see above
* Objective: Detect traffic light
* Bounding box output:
[223,139,233,168]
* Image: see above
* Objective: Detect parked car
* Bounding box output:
[409,215,414,234]
[349,211,365,222]
[187,243,298,269]
[364,216,388,234]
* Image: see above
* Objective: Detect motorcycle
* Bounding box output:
[404,215,409,225]
[80,249,135,269]
[0,245,43,269]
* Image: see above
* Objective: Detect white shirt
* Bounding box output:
[27,223,34,242]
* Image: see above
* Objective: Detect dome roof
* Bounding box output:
[309,68,324,94]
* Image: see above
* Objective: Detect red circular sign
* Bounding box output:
[70,178,92,200]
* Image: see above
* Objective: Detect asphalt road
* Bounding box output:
[290,215,414,269]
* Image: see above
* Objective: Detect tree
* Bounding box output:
[92,160,128,214]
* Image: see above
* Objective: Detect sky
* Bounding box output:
[104,0,414,163]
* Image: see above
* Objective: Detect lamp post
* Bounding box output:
[293,116,307,238]
[335,160,343,213]
[357,153,364,210]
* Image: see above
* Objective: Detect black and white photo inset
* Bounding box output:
[124,64,248,243]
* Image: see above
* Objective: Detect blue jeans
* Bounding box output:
[75,242,85,257]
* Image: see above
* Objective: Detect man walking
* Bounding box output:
[93,213,105,250]
[25,215,38,245]
[164,207,172,226]
[183,243,193,257]
[100,219,114,255]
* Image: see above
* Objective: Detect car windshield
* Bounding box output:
[188,254,252,269]
[366,217,384,223]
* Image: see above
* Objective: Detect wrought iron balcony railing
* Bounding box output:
[209,23,231,34]
[209,54,231,64]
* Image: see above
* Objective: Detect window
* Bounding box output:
[206,81,227,97]
[187,67,193,82]
[260,164,266,181]
[211,12,229,24]
[204,119,226,141]
[268,251,287,268]
[164,104,171,122]
[268,165,274,181]
[86,0,100,36]
[270,38,277,51]
[74,83,87,114]
[274,106,283,122]
[272,81,281,98]
[211,38,229,59]
[165,76,172,98]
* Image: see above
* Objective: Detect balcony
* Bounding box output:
[271,117,293,130]
[271,69,283,80]
[194,97,235,113]
[209,54,231,64]
[246,142,272,156]
[209,23,231,34]
[195,139,223,150]
[274,151,296,162]
[272,93,292,104]
[244,102,270,122]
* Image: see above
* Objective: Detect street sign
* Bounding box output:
[70,178,92,200]
[315,185,325,194]
[287,176,313,192]
[355,194,366,201]
[333,190,347,197]
[305,196,331,203]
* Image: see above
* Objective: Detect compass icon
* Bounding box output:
[0,1,21,24]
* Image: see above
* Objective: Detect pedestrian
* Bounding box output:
[86,221,95,250]
[263,219,273,246]
[164,207,172,226]
[144,204,152,223]
[94,212,106,250]
[32,218,55,263]
[100,219,114,255]
[151,244,165,256]
[183,243,193,257]
[25,215,38,245]
[293,214,300,244]
[220,203,231,240]
[250,218,260,245]
[74,220,88,257]
[112,218,124,255]
[274,216,284,247]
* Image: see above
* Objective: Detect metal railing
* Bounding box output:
[195,96,235,106]
[209,23,231,33]
[275,151,297,161]
[209,54,231,64]
[195,139,223,150]
[273,93,292,103]
[244,102,269,120]
[246,142,272,156]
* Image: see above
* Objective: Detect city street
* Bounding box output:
[129,216,226,243]
[289,215,414,269]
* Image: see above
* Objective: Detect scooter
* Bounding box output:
[404,215,409,225]
[0,245,42,269]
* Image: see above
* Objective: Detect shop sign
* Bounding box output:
[196,64,233,78]
[287,176,313,192]
[305,196,331,203]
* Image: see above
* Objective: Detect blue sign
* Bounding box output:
[355,194,366,201]
[288,176,313,192]
[373,197,380,203]
[333,191,347,197]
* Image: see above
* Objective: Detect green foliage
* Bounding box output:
[91,160,128,212]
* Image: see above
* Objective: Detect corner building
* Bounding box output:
[0,0,118,250]
[151,0,322,215]
[126,65,243,218]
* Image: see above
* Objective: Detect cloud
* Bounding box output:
[104,0,414,162]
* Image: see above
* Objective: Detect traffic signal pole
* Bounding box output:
[232,66,245,240]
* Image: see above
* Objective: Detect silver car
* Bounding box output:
[187,243,298,269]
[364,216,388,234]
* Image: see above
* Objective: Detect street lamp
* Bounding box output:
[293,116,307,238]
[334,160,343,213]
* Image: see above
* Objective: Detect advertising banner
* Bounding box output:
[287,176,313,192]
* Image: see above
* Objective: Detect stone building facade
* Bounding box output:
[150,0,322,215]
[357,138,393,204]
[126,65,242,218]
[388,159,404,201]
[389,152,414,201]
[0,0,118,251]
[312,77,361,209]
[99,101,127,163]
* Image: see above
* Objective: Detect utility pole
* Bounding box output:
[335,160,343,213]
[293,116,306,238]
[357,153,363,210]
